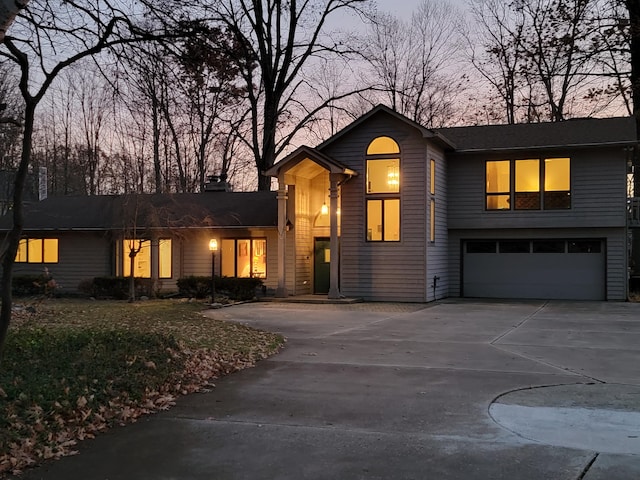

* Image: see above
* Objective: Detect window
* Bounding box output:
[159,239,172,278]
[123,239,151,277]
[429,159,435,242]
[430,159,436,195]
[15,238,59,263]
[486,158,571,210]
[466,241,497,253]
[532,240,565,253]
[366,136,401,242]
[221,238,266,278]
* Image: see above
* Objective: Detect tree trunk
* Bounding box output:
[0,100,35,357]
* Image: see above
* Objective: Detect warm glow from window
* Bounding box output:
[430,159,436,195]
[516,159,540,192]
[367,159,400,193]
[221,238,267,278]
[159,239,172,278]
[221,239,235,277]
[15,238,58,263]
[123,239,151,278]
[367,199,400,241]
[486,160,510,193]
[367,200,382,241]
[545,158,570,191]
[367,136,400,155]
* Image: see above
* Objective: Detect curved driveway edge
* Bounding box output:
[17,300,640,480]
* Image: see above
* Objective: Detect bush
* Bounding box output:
[177,276,263,301]
[13,271,57,297]
[78,277,153,299]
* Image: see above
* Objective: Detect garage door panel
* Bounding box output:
[463,240,605,300]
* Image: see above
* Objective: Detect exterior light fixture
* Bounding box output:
[321,202,329,215]
[209,238,218,304]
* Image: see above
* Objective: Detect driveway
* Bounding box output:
[17,300,640,479]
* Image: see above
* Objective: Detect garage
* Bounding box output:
[462,239,605,300]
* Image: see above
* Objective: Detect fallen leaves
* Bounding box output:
[0,299,285,477]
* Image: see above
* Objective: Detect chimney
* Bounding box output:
[204,173,232,192]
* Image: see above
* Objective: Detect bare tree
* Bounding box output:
[212,0,372,190]
[0,0,188,354]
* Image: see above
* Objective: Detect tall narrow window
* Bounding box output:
[544,158,571,209]
[366,136,401,242]
[515,159,540,210]
[486,160,510,210]
[158,239,172,279]
[430,200,435,242]
[430,159,436,195]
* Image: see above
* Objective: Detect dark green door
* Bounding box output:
[314,238,331,294]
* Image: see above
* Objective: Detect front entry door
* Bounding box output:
[314,237,331,294]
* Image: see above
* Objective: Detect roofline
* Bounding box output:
[317,104,456,151]
[265,145,358,177]
[12,225,279,232]
[448,140,637,154]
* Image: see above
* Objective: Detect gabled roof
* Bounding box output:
[317,104,456,151]
[265,145,358,178]
[0,192,278,232]
[436,117,637,153]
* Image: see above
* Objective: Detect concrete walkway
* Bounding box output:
[17,300,640,479]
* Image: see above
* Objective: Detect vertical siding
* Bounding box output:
[426,146,449,301]
[322,114,428,301]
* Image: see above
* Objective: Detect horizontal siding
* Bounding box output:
[448,227,627,300]
[448,147,627,230]
[14,232,111,293]
[322,114,428,301]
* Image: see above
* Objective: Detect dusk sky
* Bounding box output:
[375,0,468,18]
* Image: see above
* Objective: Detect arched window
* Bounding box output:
[365,136,400,242]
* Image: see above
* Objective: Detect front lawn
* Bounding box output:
[0,299,284,476]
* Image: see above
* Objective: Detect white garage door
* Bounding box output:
[463,239,605,300]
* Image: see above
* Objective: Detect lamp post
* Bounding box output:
[209,238,218,304]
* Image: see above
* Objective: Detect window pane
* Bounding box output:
[28,239,42,263]
[237,239,251,278]
[514,192,541,210]
[221,239,235,277]
[487,194,510,210]
[545,158,570,191]
[252,239,266,278]
[467,241,497,253]
[367,200,383,241]
[533,240,565,253]
[430,199,435,242]
[367,159,400,193]
[159,239,172,278]
[16,239,27,262]
[367,136,400,155]
[123,239,151,277]
[486,160,510,193]
[499,240,530,253]
[430,159,435,195]
[544,191,571,209]
[384,199,400,241]
[568,240,601,253]
[515,159,540,192]
[43,239,58,263]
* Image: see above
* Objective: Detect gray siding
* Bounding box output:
[426,146,449,301]
[322,113,429,301]
[447,147,627,230]
[448,227,627,301]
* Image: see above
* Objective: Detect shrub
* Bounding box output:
[177,276,263,301]
[13,270,57,297]
[78,277,153,299]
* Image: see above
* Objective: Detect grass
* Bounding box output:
[0,299,285,476]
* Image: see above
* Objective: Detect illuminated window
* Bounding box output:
[486,160,510,210]
[430,159,436,195]
[159,239,172,279]
[486,158,571,210]
[221,238,267,278]
[123,239,151,277]
[366,137,401,242]
[15,238,59,263]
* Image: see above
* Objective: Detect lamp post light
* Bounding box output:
[209,238,218,304]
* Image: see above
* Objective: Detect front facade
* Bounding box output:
[2,106,635,301]
[267,106,635,302]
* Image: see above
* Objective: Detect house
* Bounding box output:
[265,105,636,302]
[0,190,279,294]
[0,105,636,301]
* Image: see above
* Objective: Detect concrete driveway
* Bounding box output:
[17,300,640,479]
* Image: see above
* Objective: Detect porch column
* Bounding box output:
[328,173,341,299]
[275,175,288,297]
